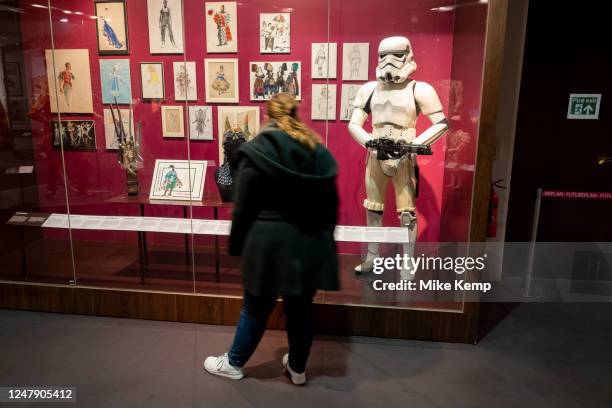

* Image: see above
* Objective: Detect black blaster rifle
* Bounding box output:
[366,137,432,161]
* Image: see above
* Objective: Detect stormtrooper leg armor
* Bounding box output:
[399,211,418,281]
[354,209,383,274]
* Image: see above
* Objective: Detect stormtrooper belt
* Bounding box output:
[372,123,415,141]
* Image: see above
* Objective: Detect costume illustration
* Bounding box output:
[285,63,299,98]
[146,65,161,88]
[252,66,265,98]
[109,64,125,98]
[58,63,74,107]
[347,36,449,278]
[101,15,123,49]
[192,108,210,138]
[262,23,276,52]
[159,0,176,48]
[211,65,231,95]
[161,165,182,196]
[348,45,361,79]
[175,65,193,99]
[209,5,232,46]
[314,44,327,76]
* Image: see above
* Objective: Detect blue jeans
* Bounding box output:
[228,291,315,373]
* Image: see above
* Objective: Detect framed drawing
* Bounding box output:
[217,106,259,161]
[204,58,238,103]
[205,2,237,53]
[45,49,94,114]
[250,61,301,101]
[51,120,96,151]
[260,13,290,53]
[342,43,369,81]
[311,84,337,121]
[94,0,129,55]
[173,61,197,101]
[340,84,362,121]
[188,105,213,140]
[149,159,207,201]
[311,43,337,79]
[147,0,184,54]
[103,108,134,149]
[100,58,132,104]
[5,62,23,96]
[161,105,184,137]
[140,62,164,100]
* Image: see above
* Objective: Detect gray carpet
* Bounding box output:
[0,303,610,408]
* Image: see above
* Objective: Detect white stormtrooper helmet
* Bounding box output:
[376,36,417,84]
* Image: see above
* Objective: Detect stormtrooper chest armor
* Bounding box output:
[370,80,417,141]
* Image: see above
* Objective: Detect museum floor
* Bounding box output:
[1,303,610,408]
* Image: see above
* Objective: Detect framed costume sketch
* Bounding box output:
[140,62,165,100]
[188,105,213,140]
[161,105,185,137]
[149,159,207,201]
[217,106,259,162]
[45,49,94,114]
[100,59,132,104]
[342,43,369,81]
[204,58,238,103]
[311,84,337,120]
[51,120,96,151]
[311,43,337,79]
[260,13,290,53]
[249,61,301,101]
[146,0,185,54]
[103,108,134,149]
[205,2,237,53]
[340,84,362,121]
[94,0,129,55]
[173,61,197,101]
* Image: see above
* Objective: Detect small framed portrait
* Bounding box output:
[140,62,165,100]
[103,108,134,149]
[205,2,238,53]
[99,58,132,104]
[51,119,97,151]
[146,0,185,54]
[173,61,197,101]
[149,159,208,201]
[95,0,130,55]
[161,105,185,138]
[45,49,94,114]
[311,84,337,120]
[204,58,239,103]
[188,105,213,140]
[260,13,290,53]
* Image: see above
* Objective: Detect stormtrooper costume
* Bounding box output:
[348,36,448,279]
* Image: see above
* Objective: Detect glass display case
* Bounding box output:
[0,0,492,336]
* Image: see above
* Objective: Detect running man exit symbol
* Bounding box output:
[567,93,601,119]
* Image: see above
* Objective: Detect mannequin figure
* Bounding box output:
[348,36,448,279]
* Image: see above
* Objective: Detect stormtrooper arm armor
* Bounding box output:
[411,81,449,146]
[348,81,378,148]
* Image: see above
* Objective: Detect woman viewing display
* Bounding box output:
[204,93,339,385]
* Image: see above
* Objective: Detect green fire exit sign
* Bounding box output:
[567,93,601,119]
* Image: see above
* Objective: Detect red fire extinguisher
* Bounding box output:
[487,179,506,238]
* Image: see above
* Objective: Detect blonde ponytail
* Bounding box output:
[267,93,321,150]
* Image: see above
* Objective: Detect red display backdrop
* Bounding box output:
[19,0,486,251]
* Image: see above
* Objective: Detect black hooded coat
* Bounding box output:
[228,125,340,296]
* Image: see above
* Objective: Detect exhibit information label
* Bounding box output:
[567,93,601,119]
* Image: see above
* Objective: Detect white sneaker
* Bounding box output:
[282,353,306,385]
[204,353,244,380]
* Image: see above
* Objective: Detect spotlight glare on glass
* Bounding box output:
[59,18,68,23]
[31,3,47,8]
